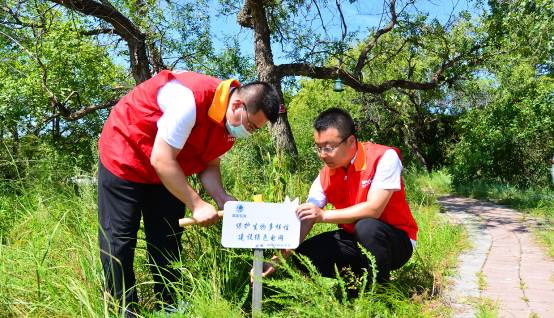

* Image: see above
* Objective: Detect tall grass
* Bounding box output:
[0,139,466,317]
[0,173,107,316]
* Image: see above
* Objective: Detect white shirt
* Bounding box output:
[156,79,197,149]
[307,149,403,208]
[307,148,416,247]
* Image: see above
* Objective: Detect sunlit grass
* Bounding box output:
[0,150,467,317]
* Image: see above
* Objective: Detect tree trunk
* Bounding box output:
[265,82,298,159]
[48,0,152,85]
[247,0,298,159]
[257,70,298,158]
[401,125,430,172]
[10,124,18,158]
[128,38,151,84]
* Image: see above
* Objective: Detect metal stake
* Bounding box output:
[252,248,263,317]
[252,194,264,317]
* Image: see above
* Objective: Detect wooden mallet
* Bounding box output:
[178,195,263,227]
[178,210,224,227]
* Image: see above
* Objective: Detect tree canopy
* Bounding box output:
[1,0,553,185]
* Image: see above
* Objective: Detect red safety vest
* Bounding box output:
[319,142,418,240]
[99,70,238,183]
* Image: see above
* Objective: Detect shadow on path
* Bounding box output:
[438,196,554,318]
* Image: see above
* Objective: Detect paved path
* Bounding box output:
[438,196,554,318]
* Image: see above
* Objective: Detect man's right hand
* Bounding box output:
[191,200,220,226]
[250,262,277,283]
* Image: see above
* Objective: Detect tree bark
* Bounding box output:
[10,124,18,157]
[244,0,298,158]
[401,125,430,172]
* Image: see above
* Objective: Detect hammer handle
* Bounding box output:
[178,210,224,227]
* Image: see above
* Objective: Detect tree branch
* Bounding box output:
[354,0,397,79]
[312,0,328,36]
[335,0,347,42]
[276,42,482,94]
[66,98,119,120]
[80,27,118,36]
[1,5,44,28]
[34,96,122,135]
[237,4,253,28]
[48,0,151,83]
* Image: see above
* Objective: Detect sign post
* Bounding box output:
[251,195,263,317]
[252,248,263,317]
[221,196,299,317]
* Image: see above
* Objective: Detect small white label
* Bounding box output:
[221,201,300,249]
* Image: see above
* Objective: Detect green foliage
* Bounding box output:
[0,153,104,317]
[0,136,99,194]
[487,0,554,63]
[449,70,554,187]
[283,8,487,171]
[446,0,554,187]
[287,79,366,161]
[200,40,257,82]
[0,140,466,317]
[403,168,453,206]
[0,3,127,171]
[221,130,312,203]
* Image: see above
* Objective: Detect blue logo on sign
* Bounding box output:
[236,204,244,213]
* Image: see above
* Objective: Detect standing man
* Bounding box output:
[97,70,280,312]
[263,108,417,285]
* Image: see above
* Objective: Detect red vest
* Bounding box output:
[99,70,237,183]
[319,142,418,240]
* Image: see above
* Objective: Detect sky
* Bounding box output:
[208,0,480,65]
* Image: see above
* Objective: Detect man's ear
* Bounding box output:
[230,97,243,112]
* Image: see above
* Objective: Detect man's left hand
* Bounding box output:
[296,203,325,222]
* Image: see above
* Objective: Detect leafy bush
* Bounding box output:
[449,69,554,187]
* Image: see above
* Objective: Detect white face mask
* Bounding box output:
[225,107,252,138]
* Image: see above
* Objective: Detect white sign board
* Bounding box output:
[221,201,300,249]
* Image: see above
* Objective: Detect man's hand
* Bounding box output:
[296,203,325,222]
[191,200,220,226]
[250,262,277,283]
[249,249,292,282]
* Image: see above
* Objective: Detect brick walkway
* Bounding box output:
[438,196,554,318]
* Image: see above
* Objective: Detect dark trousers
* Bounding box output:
[295,218,413,283]
[97,162,185,308]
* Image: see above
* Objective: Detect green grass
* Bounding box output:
[476,271,487,292]
[455,180,554,257]
[474,297,499,318]
[0,149,466,317]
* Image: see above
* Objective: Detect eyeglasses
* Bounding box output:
[313,135,350,154]
[242,104,261,132]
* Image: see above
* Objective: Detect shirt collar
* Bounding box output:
[208,79,240,125]
[329,141,366,175]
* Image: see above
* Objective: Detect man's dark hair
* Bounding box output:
[314,107,356,139]
[237,82,280,123]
